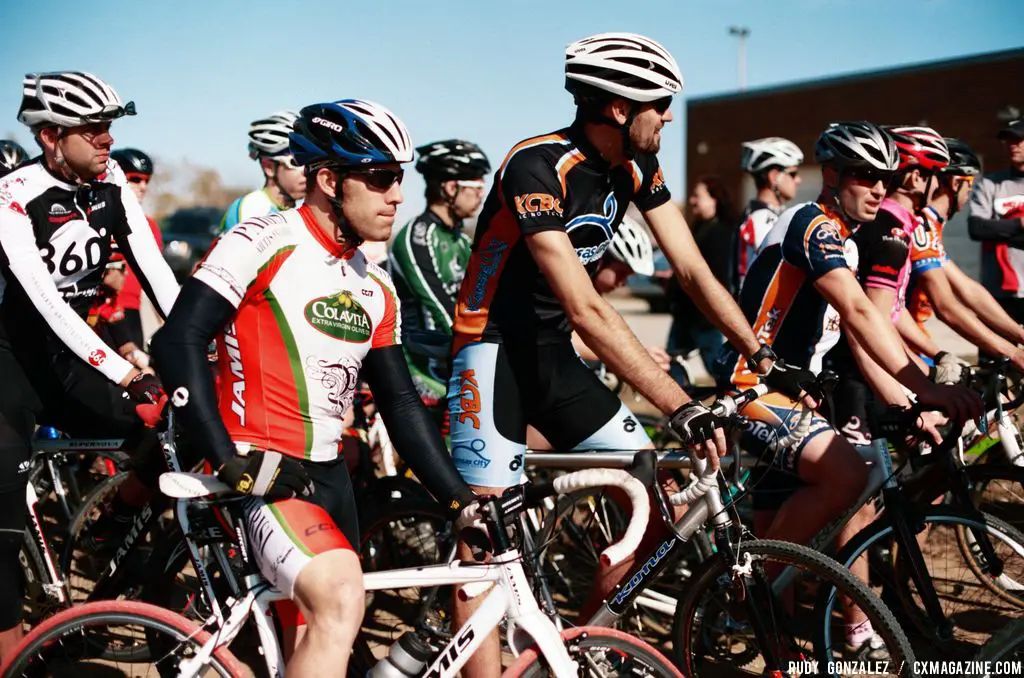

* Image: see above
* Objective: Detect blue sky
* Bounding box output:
[1,0,1021,221]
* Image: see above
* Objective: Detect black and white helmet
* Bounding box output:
[814,121,898,172]
[741,137,804,174]
[18,71,135,130]
[565,32,683,103]
[608,215,655,276]
[248,110,300,159]
[415,140,491,179]
[0,140,29,175]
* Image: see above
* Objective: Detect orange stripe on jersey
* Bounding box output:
[556,149,585,196]
[628,161,643,193]
[730,261,805,387]
[452,206,520,355]
[498,133,568,174]
[368,271,398,348]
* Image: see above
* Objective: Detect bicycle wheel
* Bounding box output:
[358,499,456,651]
[675,539,916,677]
[972,617,1024,672]
[59,470,131,602]
[966,463,1024,534]
[504,625,683,677]
[829,506,1024,660]
[0,599,246,677]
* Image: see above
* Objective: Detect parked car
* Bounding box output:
[161,207,223,282]
[625,247,671,313]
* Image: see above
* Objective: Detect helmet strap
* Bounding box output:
[328,169,362,255]
[443,182,464,231]
[270,161,297,208]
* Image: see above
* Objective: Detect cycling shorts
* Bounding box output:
[447,340,652,487]
[241,455,358,599]
[736,391,834,511]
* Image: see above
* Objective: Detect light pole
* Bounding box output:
[728,25,750,91]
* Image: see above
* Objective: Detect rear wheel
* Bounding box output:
[504,625,683,677]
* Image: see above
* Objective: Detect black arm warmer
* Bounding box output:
[968,216,1024,243]
[362,345,474,512]
[150,278,237,469]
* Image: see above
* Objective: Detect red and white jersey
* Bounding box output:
[194,205,400,462]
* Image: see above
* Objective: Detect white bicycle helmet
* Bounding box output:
[814,121,898,172]
[608,216,655,276]
[565,32,683,103]
[247,110,299,159]
[741,137,804,174]
[18,71,134,129]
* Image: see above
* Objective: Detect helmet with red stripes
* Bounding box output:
[884,126,950,173]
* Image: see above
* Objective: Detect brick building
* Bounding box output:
[685,48,1024,277]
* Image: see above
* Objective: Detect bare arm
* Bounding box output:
[895,307,941,357]
[920,267,1024,369]
[845,325,912,407]
[645,201,770,371]
[526,229,686,414]
[945,260,1024,345]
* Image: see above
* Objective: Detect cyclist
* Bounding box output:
[968,118,1024,324]
[110,147,163,349]
[912,138,1024,346]
[220,110,306,231]
[737,136,804,282]
[388,139,490,419]
[720,120,982,656]
[0,71,176,658]
[874,127,1024,374]
[447,32,802,677]
[0,140,30,177]
[152,99,477,678]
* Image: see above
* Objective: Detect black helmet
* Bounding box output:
[0,140,29,176]
[111,148,153,176]
[940,138,981,177]
[814,121,898,172]
[415,139,491,180]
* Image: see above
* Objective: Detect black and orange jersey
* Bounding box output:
[724,201,858,388]
[452,122,670,351]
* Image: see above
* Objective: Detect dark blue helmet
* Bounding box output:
[289,99,413,169]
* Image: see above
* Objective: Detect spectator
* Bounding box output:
[666,176,738,384]
[968,118,1024,322]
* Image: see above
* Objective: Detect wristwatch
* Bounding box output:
[747,344,777,372]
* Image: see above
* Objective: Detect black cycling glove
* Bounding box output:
[761,359,819,401]
[668,401,718,446]
[217,450,314,501]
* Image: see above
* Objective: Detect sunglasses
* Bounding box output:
[784,169,800,178]
[272,155,303,170]
[846,167,895,186]
[353,167,404,191]
[651,97,673,114]
[456,179,486,190]
[81,101,137,124]
[125,173,151,184]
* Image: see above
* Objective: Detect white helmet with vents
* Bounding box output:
[18,71,135,129]
[565,32,683,103]
[608,215,655,276]
[741,137,804,174]
[814,121,899,172]
[248,110,300,159]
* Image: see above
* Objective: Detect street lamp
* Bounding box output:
[728,25,750,91]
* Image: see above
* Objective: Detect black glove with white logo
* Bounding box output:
[217,450,314,501]
[668,401,718,446]
[761,359,820,402]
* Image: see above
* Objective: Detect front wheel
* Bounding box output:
[0,599,246,677]
[503,625,682,677]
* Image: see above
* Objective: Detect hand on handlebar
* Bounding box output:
[917,381,983,425]
[668,401,725,472]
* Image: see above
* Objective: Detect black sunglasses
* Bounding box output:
[846,167,895,185]
[651,97,673,114]
[352,167,404,191]
[785,169,800,178]
[81,101,137,124]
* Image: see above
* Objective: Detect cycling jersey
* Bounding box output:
[193,205,400,462]
[722,201,857,388]
[451,122,671,352]
[389,209,471,400]
[907,206,948,328]
[737,199,779,283]
[219,188,283,232]
[0,159,178,383]
[852,197,915,322]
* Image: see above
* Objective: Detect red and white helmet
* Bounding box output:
[884,126,950,173]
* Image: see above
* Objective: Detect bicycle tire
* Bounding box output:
[965,463,1024,533]
[675,539,916,678]
[0,599,246,677]
[828,505,1024,658]
[972,617,1024,671]
[503,625,683,677]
